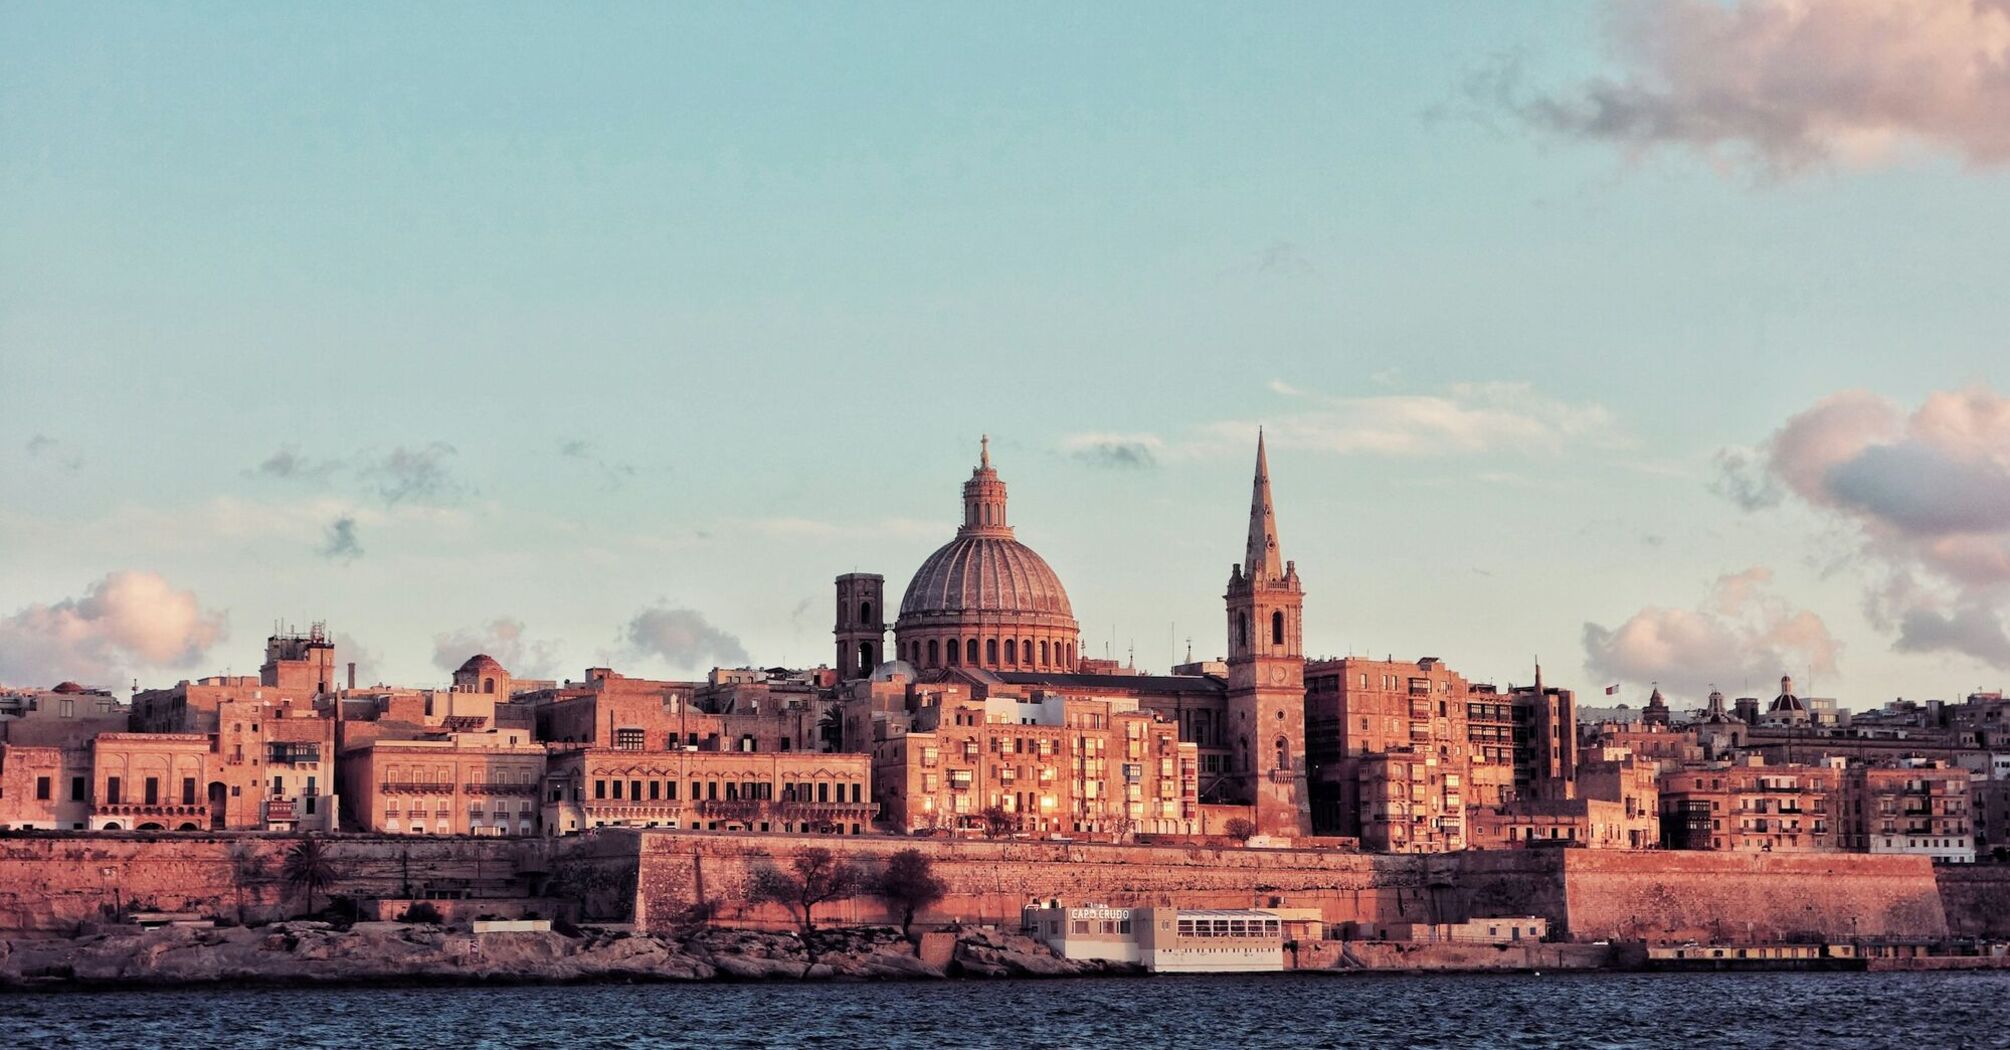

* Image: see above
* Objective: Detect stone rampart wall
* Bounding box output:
[1559,850,1948,944]
[1933,864,2010,939]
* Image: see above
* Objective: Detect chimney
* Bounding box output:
[347,662,357,690]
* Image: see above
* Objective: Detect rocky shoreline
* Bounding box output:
[0,922,1139,990]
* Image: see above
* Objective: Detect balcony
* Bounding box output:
[264,798,296,822]
[464,782,540,797]
[268,743,322,766]
[91,803,208,821]
[380,781,445,795]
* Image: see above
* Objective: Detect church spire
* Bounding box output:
[1244,429,1283,582]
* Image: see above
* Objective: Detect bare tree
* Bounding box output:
[1223,817,1258,844]
[747,846,864,963]
[979,804,1016,839]
[874,848,947,939]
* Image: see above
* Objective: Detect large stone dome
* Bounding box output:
[898,534,1075,625]
[892,437,1081,672]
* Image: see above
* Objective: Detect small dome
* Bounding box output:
[869,659,919,683]
[51,681,85,694]
[456,654,507,676]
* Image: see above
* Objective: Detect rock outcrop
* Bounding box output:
[0,921,1130,988]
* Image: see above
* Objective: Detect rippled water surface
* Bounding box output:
[11,972,2010,1049]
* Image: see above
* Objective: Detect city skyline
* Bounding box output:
[6,4,2010,705]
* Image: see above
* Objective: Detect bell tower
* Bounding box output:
[834,573,886,681]
[1224,430,1311,837]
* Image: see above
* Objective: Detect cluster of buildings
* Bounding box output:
[2,435,2006,866]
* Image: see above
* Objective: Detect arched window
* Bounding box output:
[967,639,979,664]
[483,677,496,694]
[927,639,939,667]
[1275,736,1291,771]
[946,638,960,665]
[1237,613,1250,648]
[1022,639,1032,665]
[1005,639,1016,664]
[858,642,874,675]
[1272,611,1285,646]
[986,639,999,664]
[1039,640,1049,666]
[860,600,873,625]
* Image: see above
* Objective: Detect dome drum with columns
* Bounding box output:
[891,437,1081,673]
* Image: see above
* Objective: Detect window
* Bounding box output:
[182,778,196,806]
[614,728,645,751]
[1271,611,1284,646]
[927,640,939,667]
[987,639,999,664]
[595,779,607,800]
[71,776,86,802]
[966,639,979,664]
[35,776,51,801]
[144,777,159,806]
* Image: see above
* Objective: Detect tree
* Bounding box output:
[875,849,947,939]
[748,846,864,963]
[281,835,338,918]
[979,804,1016,839]
[1223,817,1258,844]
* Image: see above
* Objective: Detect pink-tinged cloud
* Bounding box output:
[1584,567,1841,698]
[1528,0,2010,173]
[1720,385,2010,667]
[0,571,228,689]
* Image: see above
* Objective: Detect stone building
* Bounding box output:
[1658,756,1843,852]
[339,727,546,836]
[1841,761,1974,863]
[542,748,873,835]
[0,683,129,830]
[870,692,1197,839]
[1304,655,1475,849]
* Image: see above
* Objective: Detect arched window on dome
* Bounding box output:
[927,640,939,667]
[1272,611,1285,647]
[967,639,979,664]
[1022,639,1032,666]
[1004,639,1016,664]
[1039,640,1049,666]
[986,639,999,665]
[946,639,960,666]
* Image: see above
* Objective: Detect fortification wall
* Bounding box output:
[625,832,1435,932]
[1,832,1977,948]
[1934,864,2010,939]
[1558,850,1948,944]
[0,834,555,935]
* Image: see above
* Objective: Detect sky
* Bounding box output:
[4,2,2009,711]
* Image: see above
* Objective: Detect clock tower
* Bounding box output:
[1224,430,1311,838]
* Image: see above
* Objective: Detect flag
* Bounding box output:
[1604,684,1619,695]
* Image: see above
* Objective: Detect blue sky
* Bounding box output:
[5,3,2007,707]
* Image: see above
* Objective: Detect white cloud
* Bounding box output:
[1207,381,1622,458]
[1722,385,2010,667]
[1521,0,2010,175]
[1583,566,1841,697]
[0,571,228,688]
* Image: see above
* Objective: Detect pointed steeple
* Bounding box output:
[1244,429,1283,582]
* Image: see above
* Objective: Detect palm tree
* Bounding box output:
[281,836,337,918]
